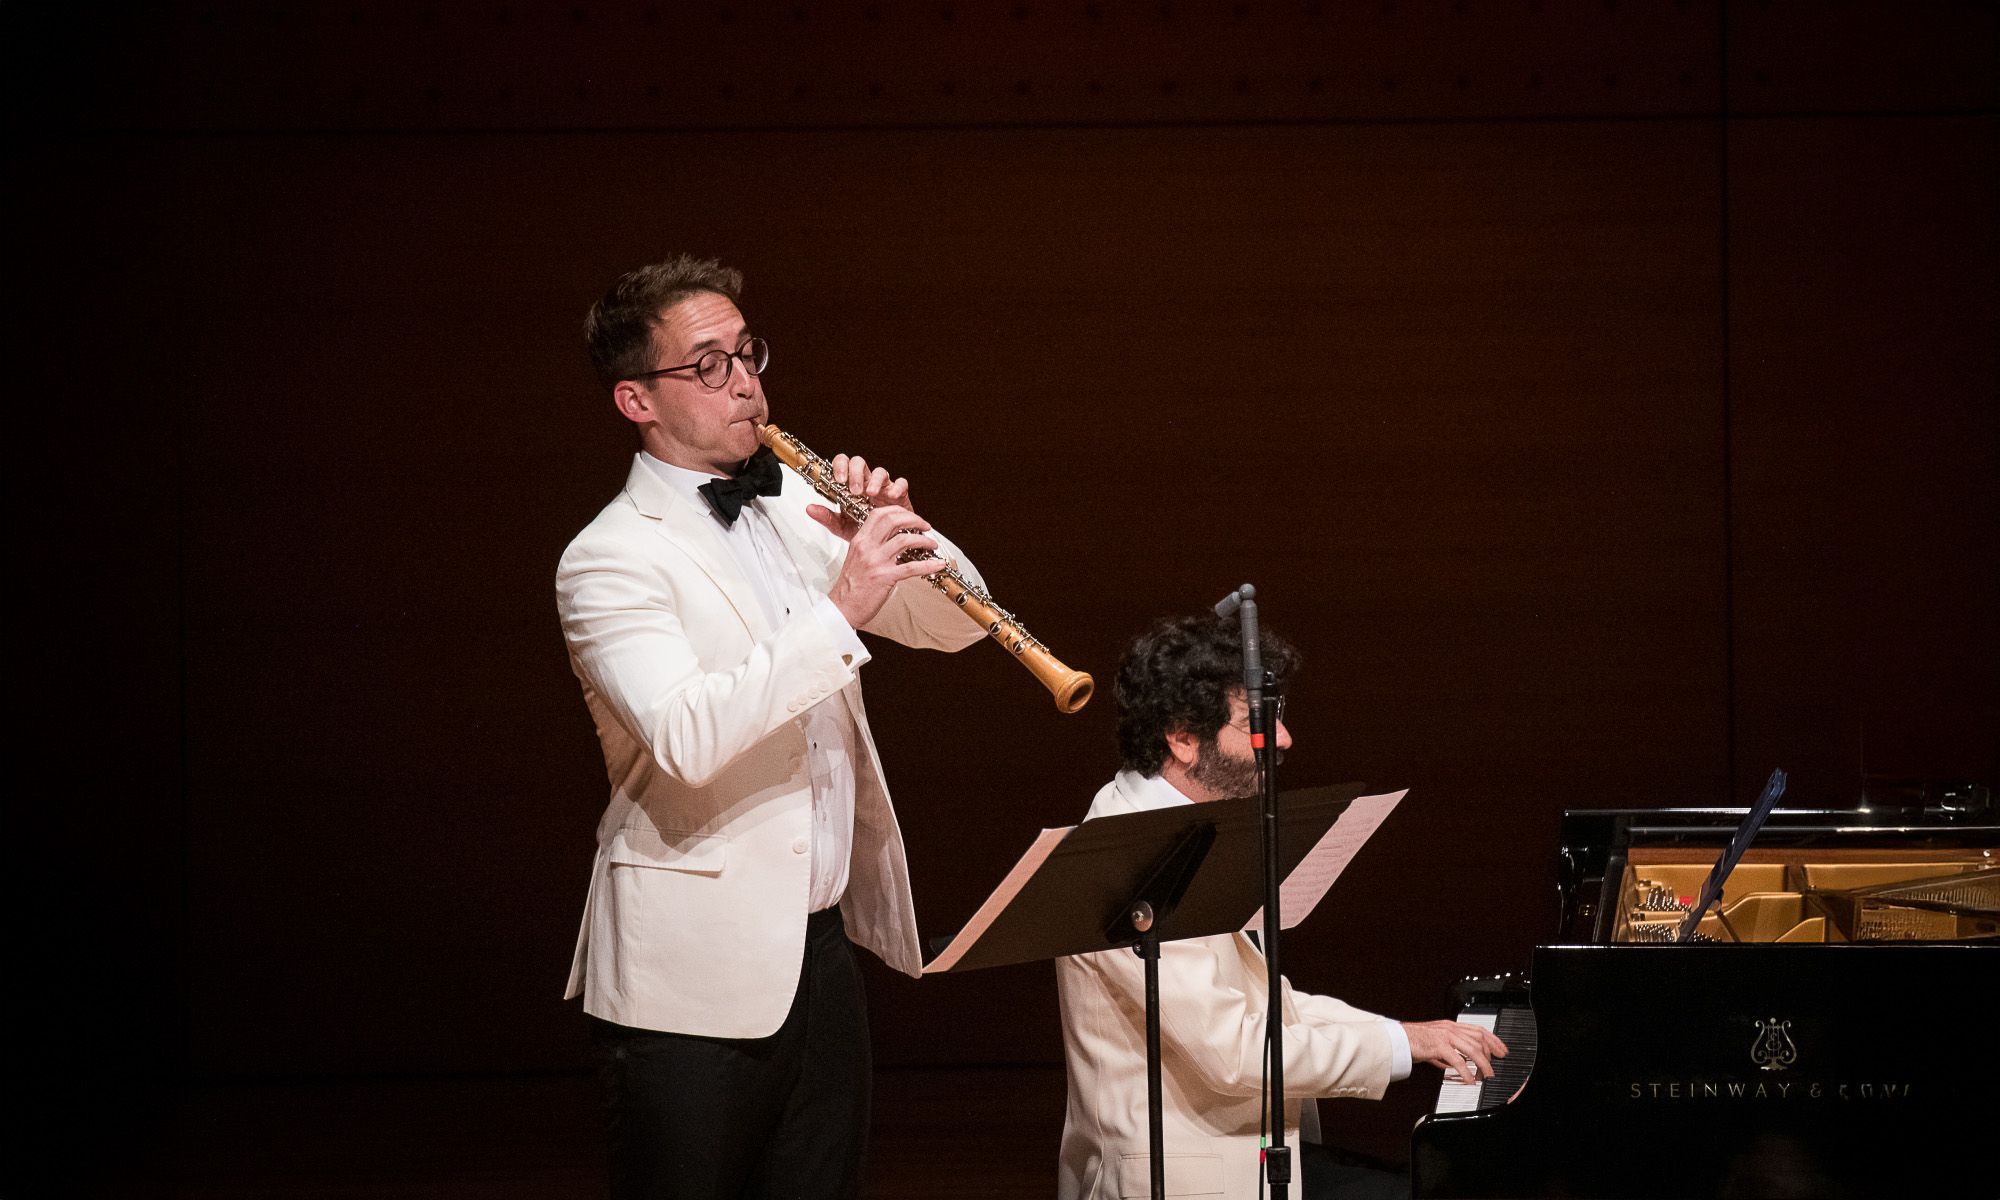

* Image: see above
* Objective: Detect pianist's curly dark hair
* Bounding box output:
[1115,614,1301,775]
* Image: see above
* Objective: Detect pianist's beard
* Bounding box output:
[1185,735,1279,801]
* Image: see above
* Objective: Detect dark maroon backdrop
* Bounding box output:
[12,0,1994,1180]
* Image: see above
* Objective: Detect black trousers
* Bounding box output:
[591,907,871,1200]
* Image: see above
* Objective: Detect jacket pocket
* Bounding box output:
[1112,1150,1225,1198]
[607,824,728,875]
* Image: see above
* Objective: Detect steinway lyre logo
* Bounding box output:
[1751,1018,1798,1072]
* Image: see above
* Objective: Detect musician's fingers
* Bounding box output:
[830,454,850,479]
[865,466,892,498]
[892,554,943,583]
[842,455,870,493]
[857,527,936,569]
[1421,1044,1462,1075]
[860,505,930,543]
[804,503,856,540]
[1456,1032,1504,1080]
[1462,1045,1495,1081]
[879,475,911,505]
[1482,1029,1510,1057]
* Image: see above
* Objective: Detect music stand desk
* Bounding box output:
[922,785,1365,1200]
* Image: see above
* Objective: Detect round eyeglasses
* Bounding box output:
[630,337,769,389]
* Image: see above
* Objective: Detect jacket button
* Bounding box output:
[790,837,810,855]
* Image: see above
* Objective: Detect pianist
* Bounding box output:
[1055,614,1508,1200]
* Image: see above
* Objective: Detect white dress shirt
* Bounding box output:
[642,452,869,913]
[1109,770,1413,1081]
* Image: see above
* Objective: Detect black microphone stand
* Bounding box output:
[1214,583,1290,1199]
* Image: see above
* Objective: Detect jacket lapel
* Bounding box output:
[620,455,771,640]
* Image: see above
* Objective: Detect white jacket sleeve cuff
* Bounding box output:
[1381,1017,1412,1082]
[810,594,872,668]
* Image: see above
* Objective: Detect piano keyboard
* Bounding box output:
[1432,1004,1538,1113]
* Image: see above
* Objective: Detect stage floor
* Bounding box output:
[131,1065,1066,1198]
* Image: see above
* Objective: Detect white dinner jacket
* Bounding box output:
[1055,772,1395,1200]
[557,454,984,1038]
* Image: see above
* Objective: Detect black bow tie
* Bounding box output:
[697,446,783,526]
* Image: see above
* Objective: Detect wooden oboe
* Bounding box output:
[758,423,1094,714]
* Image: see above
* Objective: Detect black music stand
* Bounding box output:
[923,785,1363,1200]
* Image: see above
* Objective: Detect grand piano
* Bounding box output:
[1410,791,1999,1198]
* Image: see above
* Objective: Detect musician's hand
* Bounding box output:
[800,455,916,542]
[820,502,942,629]
[835,453,913,516]
[1403,1020,1508,1084]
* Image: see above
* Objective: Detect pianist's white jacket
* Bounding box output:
[1055,771,1396,1200]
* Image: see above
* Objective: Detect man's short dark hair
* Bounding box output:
[584,254,745,388]
[1114,614,1302,775]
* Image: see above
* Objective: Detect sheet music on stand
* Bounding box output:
[920,785,1407,974]
[1243,790,1407,932]
[1677,768,1788,943]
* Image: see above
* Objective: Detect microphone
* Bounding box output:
[1213,583,1253,619]
[1214,584,1263,738]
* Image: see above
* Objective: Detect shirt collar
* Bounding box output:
[1117,768,1198,812]
[639,450,732,501]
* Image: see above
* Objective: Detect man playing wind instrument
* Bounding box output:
[558,254,983,1198]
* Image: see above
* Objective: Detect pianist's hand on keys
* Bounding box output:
[1402,1018,1508,1083]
